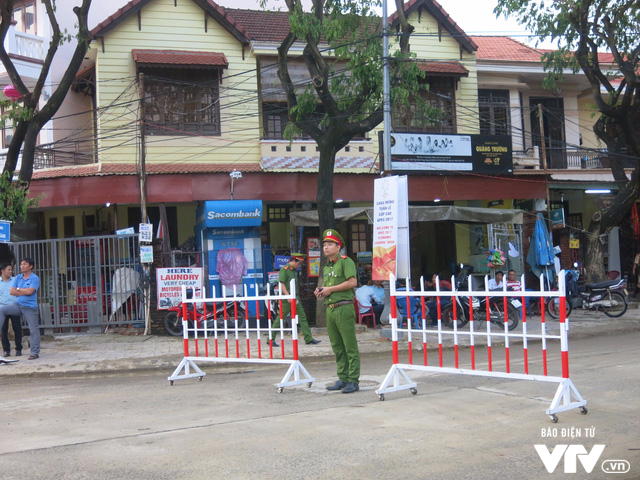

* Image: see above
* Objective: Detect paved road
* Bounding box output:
[1,331,638,479]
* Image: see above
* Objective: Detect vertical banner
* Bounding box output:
[372,176,410,280]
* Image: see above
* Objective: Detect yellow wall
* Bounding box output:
[92,0,480,170]
[93,0,261,167]
[577,96,603,149]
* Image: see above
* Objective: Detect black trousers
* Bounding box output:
[1,315,22,352]
[372,304,384,325]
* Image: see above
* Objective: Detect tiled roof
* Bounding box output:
[472,36,617,65]
[31,163,262,180]
[471,36,543,62]
[132,49,228,67]
[221,8,292,43]
[419,61,469,76]
[262,156,377,170]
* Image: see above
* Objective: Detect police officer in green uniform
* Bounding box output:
[269,253,320,346]
[315,229,360,394]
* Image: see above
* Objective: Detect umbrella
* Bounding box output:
[526,213,555,288]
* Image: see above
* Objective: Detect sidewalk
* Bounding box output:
[1,308,638,377]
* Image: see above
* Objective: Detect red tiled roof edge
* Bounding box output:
[31,163,262,180]
[131,49,228,67]
[471,36,617,65]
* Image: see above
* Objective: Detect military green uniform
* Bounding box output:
[271,265,314,343]
[323,255,360,385]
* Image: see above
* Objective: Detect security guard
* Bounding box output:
[315,229,360,394]
[270,253,320,346]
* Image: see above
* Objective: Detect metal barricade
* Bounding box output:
[168,280,315,391]
[376,272,587,422]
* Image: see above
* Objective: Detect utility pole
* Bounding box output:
[139,72,151,335]
[538,104,551,221]
[382,0,391,173]
[139,73,148,223]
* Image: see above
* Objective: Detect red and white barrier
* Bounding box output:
[168,280,315,392]
[376,271,587,422]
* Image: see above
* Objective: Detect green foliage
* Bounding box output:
[282,1,434,134]
[0,171,40,223]
[0,99,36,130]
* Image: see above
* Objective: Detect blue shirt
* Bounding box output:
[0,276,16,306]
[14,272,40,309]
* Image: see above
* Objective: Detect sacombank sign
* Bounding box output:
[200,200,263,227]
[207,208,261,220]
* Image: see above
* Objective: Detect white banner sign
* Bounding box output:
[372,176,409,281]
[156,267,204,310]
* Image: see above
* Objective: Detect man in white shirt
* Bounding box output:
[487,271,504,290]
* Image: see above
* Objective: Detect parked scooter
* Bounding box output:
[440,265,520,331]
[164,289,246,336]
[546,266,628,318]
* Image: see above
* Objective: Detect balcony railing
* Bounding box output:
[514,147,615,170]
[4,25,44,61]
[0,143,96,172]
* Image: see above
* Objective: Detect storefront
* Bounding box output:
[290,205,526,284]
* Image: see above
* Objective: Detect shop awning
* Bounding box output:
[289,205,523,226]
[132,49,228,69]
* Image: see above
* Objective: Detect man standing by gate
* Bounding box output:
[269,253,320,347]
[0,258,40,360]
[315,230,360,394]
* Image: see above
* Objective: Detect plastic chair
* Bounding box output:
[354,299,375,328]
[396,296,422,329]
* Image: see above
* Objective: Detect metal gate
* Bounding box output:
[11,234,143,333]
[489,223,524,274]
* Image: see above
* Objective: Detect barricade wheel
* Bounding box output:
[278,387,284,393]
[378,394,385,401]
[549,414,558,423]
[198,376,203,382]
[410,388,417,395]
[170,381,174,386]
[580,406,588,415]
[307,382,313,388]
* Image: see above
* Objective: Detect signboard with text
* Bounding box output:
[156,267,204,310]
[380,132,513,175]
[372,176,409,280]
[0,220,11,243]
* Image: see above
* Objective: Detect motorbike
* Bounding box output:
[546,267,628,319]
[164,289,247,336]
[440,265,520,331]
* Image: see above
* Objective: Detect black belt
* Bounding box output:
[327,300,353,309]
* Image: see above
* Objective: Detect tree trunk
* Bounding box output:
[583,219,606,283]
[314,145,339,327]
